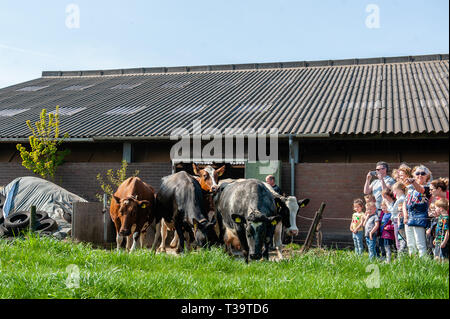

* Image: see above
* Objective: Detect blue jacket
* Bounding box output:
[406,187,431,228]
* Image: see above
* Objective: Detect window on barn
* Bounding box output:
[109,83,142,90]
[160,81,191,89]
[49,107,86,116]
[62,84,95,91]
[16,86,49,92]
[232,102,273,113]
[0,109,30,117]
[105,106,147,115]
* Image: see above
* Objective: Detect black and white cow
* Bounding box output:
[153,171,219,254]
[214,179,288,262]
[263,182,309,259]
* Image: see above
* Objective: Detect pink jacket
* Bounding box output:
[380,211,395,240]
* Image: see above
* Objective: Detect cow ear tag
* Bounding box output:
[141,204,146,208]
[300,204,305,207]
[234,217,241,223]
[271,220,278,226]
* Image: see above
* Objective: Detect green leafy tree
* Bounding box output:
[96,160,140,204]
[16,106,70,179]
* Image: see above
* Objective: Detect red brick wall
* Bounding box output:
[0,162,172,202]
[285,162,449,246]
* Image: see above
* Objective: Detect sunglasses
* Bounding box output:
[415,171,427,176]
[376,168,386,171]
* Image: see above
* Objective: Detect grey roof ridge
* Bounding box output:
[42,53,449,78]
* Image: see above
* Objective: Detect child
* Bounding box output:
[426,203,438,256]
[433,199,449,261]
[363,201,379,260]
[377,200,390,259]
[380,199,395,263]
[384,183,407,253]
[350,199,365,255]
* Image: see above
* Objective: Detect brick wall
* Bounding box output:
[284,162,449,247]
[0,162,172,202]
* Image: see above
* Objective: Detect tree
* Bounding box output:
[16,106,70,179]
[96,160,140,204]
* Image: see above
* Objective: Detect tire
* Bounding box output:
[4,211,30,231]
[36,218,58,233]
[0,194,5,208]
[36,211,49,222]
[0,224,11,238]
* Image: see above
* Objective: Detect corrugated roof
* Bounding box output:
[0,54,448,139]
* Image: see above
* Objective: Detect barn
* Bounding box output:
[0,53,448,246]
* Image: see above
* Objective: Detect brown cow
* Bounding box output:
[110,177,155,252]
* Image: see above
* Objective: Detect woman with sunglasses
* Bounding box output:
[402,165,433,257]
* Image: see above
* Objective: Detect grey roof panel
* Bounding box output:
[0,54,448,139]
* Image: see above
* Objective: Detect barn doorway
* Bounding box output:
[173,161,245,180]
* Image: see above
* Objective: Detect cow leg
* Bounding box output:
[130,231,140,252]
[116,234,125,251]
[170,232,179,248]
[274,223,283,261]
[126,235,133,251]
[157,221,168,253]
[151,221,161,251]
[175,222,185,254]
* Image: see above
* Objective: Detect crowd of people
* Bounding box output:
[350,161,448,263]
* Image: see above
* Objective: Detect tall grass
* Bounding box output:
[0,234,448,299]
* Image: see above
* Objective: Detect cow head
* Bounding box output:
[284,197,310,236]
[193,164,225,193]
[113,195,151,236]
[192,216,219,248]
[232,209,281,261]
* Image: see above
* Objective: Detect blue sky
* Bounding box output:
[0,0,448,88]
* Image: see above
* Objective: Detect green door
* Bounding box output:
[244,160,281,184]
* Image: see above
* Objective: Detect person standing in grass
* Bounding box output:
[433,199,449,261]
[403,165,432,258]
[426,203,438,256]
[380,198,395,263]
[350,199,365,255]
[363,201,379,260]
[384,182,407,253]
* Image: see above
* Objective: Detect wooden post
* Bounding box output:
[103,193,108,244]
[300,202,326,253]
[30,205,37,232]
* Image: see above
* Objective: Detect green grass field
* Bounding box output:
[0,234,448,299]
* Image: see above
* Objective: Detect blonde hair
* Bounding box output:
[364,194,376,203]
[392,168,399,181]
[435,198,449,211]
[365,201,376,210]
[393,182,406,194]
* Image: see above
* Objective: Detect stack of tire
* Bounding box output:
[0,197,58,238]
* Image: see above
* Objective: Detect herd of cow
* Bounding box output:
[109,164,309,262]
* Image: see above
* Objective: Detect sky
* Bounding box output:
[0,0,448,89]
